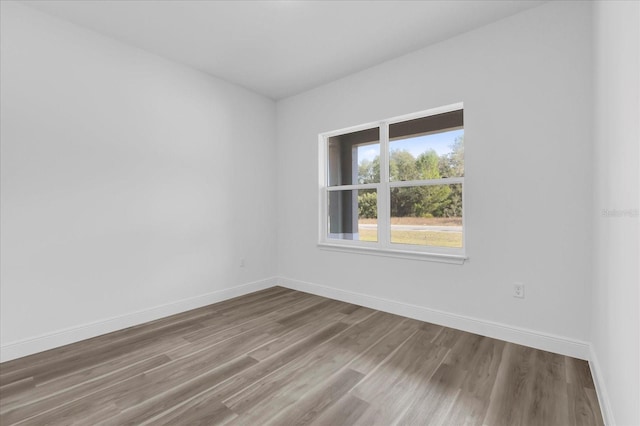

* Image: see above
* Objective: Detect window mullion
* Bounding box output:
[379,123,390,247]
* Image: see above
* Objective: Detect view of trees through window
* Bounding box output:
[324,107,464,252]
[356,129,464,247]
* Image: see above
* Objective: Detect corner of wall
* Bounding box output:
[589,344,616,426]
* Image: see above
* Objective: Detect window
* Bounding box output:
[319,103,465,263]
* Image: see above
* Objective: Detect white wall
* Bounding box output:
[277,1,593,355]
[0,1,277,361]
[2,0,638,420]
[592,1,640,425]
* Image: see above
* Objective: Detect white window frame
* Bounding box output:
[318,102,467,264]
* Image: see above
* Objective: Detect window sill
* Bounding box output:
[317,242,467,265]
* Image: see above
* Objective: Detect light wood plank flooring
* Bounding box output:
[0,287,604,425]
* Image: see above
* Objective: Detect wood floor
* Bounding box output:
[0,287,604,426]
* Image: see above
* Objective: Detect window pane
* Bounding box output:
[388,110,464,181]
[328,189,377,242]
[389,184,462,248]
[328,128,380,186]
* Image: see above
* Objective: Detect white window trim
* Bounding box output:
[318,102,467,264]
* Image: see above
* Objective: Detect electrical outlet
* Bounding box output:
[513,283,524,298]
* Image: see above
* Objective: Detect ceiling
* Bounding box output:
[23,0,546,100]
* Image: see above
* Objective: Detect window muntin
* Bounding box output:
[320,104,465,259]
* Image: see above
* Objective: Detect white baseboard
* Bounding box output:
[589,346,616,426]
[278,277,591,360]
[1,275,592,364]
[0,277,277,363]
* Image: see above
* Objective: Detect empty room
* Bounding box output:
[1,0,638,425]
